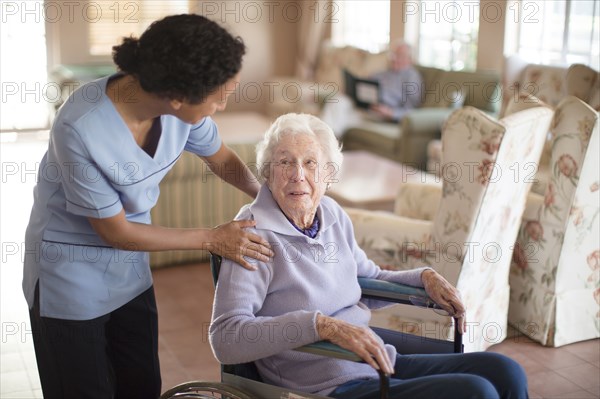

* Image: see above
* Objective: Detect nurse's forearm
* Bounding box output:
[202,144,261,198]
[88,210,216,251]
[88,211,273,268]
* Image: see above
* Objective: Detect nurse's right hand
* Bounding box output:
[208,220,273,270]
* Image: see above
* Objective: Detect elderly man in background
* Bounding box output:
[209,113,528,399]
[321,40,423,137]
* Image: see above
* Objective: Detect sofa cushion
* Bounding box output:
[342,121,401,154]
[415,65,445,108]
[314,44,388,90]
[360,51,390,77]
[439,70,501,114]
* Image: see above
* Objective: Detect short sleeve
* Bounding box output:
[50,124,122,218]
[184,117,222,156]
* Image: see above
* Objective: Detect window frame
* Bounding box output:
[404,0,480,72]
[330,0,391,53]
[505,0,600,69]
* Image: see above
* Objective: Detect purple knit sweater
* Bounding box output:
[209,185,428,396]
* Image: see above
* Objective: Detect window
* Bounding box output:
[88,0,189,56]
[405,0,479,71]
[506,0,599,69]
[1,0,49,131]
[331,0,390,53]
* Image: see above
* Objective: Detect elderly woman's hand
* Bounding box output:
[208,220,273,270]
[316,314,394,375]
[421,269,467,334]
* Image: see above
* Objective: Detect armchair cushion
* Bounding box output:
[345,207,433,268]
[394,181,443,221]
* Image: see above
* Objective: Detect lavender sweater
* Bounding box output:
[209,185,428,396]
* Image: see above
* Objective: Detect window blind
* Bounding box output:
[88,0,189,56]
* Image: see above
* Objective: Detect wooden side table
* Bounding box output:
[327,151,439,211]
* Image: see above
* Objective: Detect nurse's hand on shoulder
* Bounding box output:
[209,220,273,270]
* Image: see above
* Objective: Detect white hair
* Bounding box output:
[390,39,414,60]
[255,113,343,183]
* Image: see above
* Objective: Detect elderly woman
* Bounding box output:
[209,113,528,399]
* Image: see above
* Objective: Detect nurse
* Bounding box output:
[23,14,272,399]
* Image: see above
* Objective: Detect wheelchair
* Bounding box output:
[160,255,463,399]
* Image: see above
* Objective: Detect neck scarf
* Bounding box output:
[288,215,320,238]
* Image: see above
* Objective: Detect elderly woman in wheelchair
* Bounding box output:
[207,113,528,399]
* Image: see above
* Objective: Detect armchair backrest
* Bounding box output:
[463,106,553,275]
[430,106,553,285]
[430,106,505,281]
[398,105,552,351]
[566,64,600,112]
[500,55,568,118]
[543,96,598,225]
[508,96,599,347]
[518,64,567,108]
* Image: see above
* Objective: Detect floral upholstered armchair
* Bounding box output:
[427,61,599,192]
[345,105,553,352]
[508,96,599,347]
[410,94,550,220]
[385,96,599,347]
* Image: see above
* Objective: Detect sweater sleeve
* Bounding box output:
[209,256,321,365]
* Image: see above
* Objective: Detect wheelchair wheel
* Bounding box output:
[160,381,253,399]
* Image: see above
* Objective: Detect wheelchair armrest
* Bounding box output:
[358,278,437,308]
[295,341,362,362]
[296,279,446,362]
[358,277,463,354]
[295,278,435,364]
[295,341,390,398]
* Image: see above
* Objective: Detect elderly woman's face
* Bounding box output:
[267,134,328,226]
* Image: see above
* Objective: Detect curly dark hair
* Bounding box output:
[112,14,245,103]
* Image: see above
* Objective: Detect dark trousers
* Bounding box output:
[330,352,529,399]
[29,285,161,399]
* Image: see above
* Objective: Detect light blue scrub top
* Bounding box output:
[23,75,222,320]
